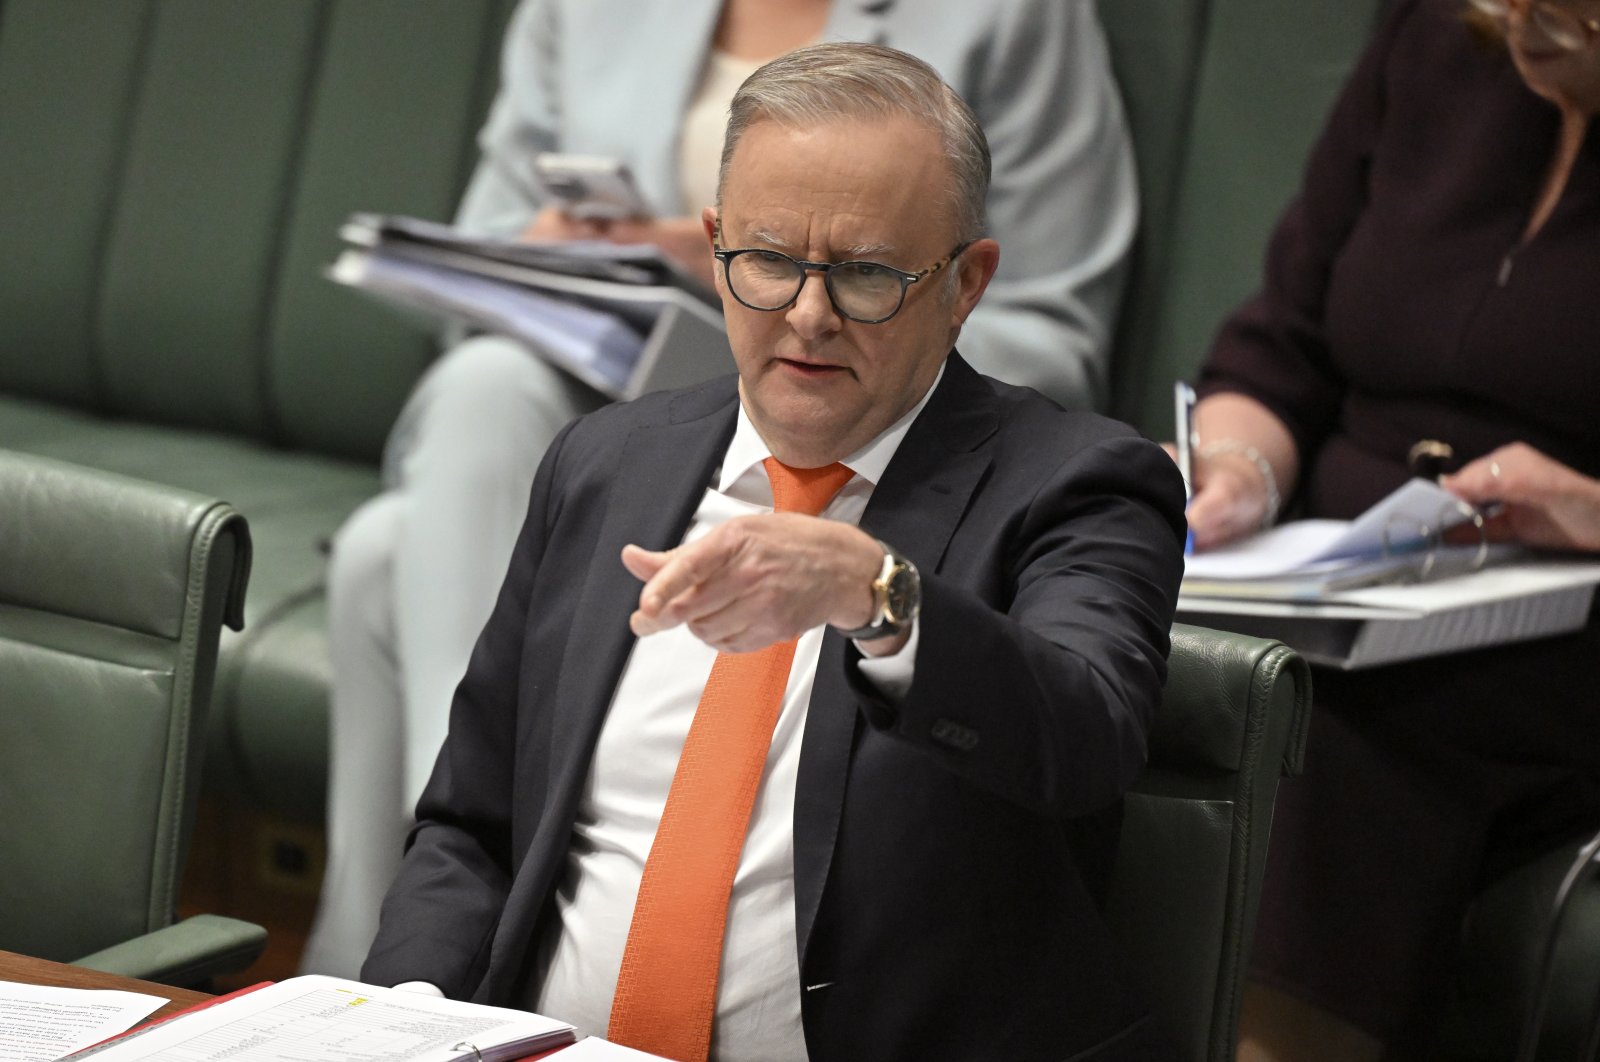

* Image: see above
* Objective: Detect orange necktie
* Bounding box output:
[607,458,855,1061]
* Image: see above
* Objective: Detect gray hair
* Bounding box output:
[717,41,991,244]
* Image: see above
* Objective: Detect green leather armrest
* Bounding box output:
[74,914,267,989]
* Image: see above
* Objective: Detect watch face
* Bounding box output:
[883,561,920,624]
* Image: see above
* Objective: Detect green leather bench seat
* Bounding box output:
[0,0,1383,829]
[0,0,517,821]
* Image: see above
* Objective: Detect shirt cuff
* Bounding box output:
[392,981,446,998]
[853,619,918,700]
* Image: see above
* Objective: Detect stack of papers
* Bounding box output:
[330,252,649,395]
[1178,478,1600,668]
[342,214,718,299]
[63,975,575,1062]
[1182,478,1490,599]
[327,213,732,402]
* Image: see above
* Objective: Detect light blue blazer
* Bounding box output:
[455,0,1137,411]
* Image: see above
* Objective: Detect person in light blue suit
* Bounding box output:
[303,0,1137,979]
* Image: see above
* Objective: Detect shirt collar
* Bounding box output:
[717,361,947,493]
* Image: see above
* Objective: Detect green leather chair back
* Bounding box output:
[1098,0,1387,437]
[1108,623,1312,1061]
[0,449,250,962]
[0,0,513,461]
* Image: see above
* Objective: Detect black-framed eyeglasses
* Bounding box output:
[711,240,971,325]
[1467,0,1600,50]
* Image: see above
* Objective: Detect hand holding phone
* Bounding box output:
[534,153,652,222]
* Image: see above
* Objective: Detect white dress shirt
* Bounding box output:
[522,376,937,1059]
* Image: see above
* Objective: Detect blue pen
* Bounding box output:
[1174,381,1197,555]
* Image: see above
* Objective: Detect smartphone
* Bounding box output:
[534,153,653,221]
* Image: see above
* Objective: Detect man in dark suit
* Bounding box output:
[363,41,1185,1061]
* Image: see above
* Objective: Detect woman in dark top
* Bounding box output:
[1181,0,1600,1056]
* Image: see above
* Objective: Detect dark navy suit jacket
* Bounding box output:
[364,353,1186,1060]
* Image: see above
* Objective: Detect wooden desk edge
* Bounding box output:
[0,949,212,1020]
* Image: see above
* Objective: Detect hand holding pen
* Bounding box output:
[1173,382,1197,553]
[1165,388,1298,552]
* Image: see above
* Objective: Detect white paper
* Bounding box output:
[74,975,573,1062]
[0,980,164,1062]
[551,1038,671,1060]
[341,213,715,297]
[1184,478,1472,580]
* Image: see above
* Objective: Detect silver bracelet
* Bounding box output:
[1198,439,1282,530]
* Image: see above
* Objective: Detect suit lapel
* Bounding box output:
[486,382,738,999]
[543,394,737,772]
[792,355,1000,964]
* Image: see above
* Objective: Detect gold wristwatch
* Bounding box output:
[835,540,921,640]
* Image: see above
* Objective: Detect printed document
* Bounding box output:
[0,980,164,1062]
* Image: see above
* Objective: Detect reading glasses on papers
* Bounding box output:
[712,240,972,324]
[1381,496,1497,583]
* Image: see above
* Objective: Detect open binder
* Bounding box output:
[1179,560,1600,669]
[327,213,733,401]
[1178,478,1600,668]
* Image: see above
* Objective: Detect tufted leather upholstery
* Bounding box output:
[0,0,516,822]
[1108,622,1312,1061]
[0,449,265,984]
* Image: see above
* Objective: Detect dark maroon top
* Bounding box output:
[1199,0,1600,521]
[1203,3,1600,1041]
